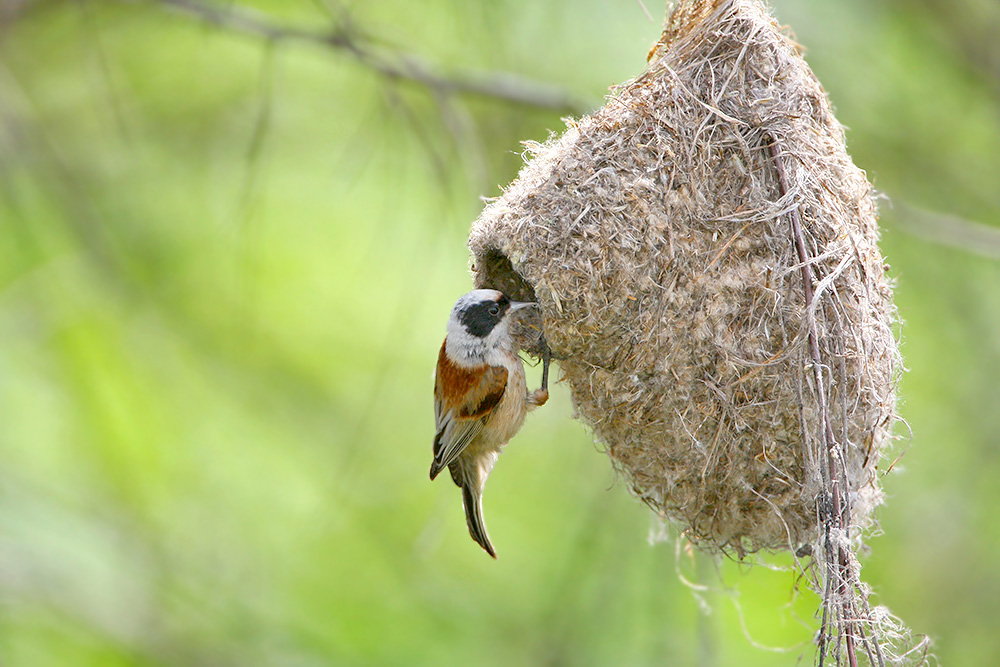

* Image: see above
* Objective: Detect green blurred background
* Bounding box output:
[1,0,998,664]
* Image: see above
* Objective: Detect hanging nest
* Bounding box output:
[470,0,928,663]
[471,0,897,556]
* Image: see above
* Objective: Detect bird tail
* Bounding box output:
[461,482,496,559]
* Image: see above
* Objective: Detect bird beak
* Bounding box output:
[509,301,536,311]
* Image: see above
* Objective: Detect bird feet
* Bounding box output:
[528,388,549,408]
[528,334,552,409]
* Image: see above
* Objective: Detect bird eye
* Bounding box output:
[489,305,500,316]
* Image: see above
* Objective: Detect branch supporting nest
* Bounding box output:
[143,0,589,114]
[769,138,884,667]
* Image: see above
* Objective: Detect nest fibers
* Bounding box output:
[470,0,900,556]
[469,0,929,663]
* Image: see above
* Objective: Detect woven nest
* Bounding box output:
[469,0,900,557]
[468,0,930,662]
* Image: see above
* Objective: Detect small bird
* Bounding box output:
[431,289,550,558]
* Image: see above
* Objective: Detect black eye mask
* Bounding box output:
[458,298,510,338]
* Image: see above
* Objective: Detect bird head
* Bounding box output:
[446,289,534,359]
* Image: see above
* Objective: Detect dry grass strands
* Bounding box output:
[471,0,894,556]
[470,0,927,663]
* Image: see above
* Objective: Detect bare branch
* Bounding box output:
[887,201,1000,260]
[770,137,872,667]
[141,0,591,114]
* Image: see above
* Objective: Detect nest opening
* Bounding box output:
[473,247,537,303]
[473,247,550,358]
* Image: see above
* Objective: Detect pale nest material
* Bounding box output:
[470,0,899,556]
[468,0,928,662]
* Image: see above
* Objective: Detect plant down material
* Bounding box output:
[470,0,927,663]
[471,0,898,555]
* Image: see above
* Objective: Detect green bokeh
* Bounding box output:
[1,1,998,664]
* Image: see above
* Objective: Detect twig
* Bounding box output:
[888,201,1000,260]
[140,0,590,114]
[636,0,655,23]
[769,137,868,667]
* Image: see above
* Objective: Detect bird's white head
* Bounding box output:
[445,289,534,365]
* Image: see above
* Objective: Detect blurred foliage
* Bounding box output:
[0,0,998,665]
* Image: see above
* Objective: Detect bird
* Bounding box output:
[430,289,550,558]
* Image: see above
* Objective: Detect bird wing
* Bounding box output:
[430,343,508,479]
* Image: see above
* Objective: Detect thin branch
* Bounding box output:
[888,201,1000,260]
[769,137,873,667]
[636,0,655,23]
[141,0,591,114]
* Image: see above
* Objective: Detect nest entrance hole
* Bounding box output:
[473,248,549,357]
[473,248,537,303]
